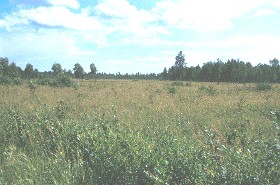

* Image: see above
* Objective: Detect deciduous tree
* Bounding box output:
[24,63,34,79]
[73,63,84,80]
[52,63,63,76]
[174,51,186,80]
[90,63,97,80]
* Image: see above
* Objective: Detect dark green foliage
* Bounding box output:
[36,78,53,86]
[73,63,84,79]
[51,63,63,76]
[162,67,168,80]
[168,51,187,81]
[256,83,272,91]
[168,86,177,94]
[36,74,76,88]
[51,74,76,88]
[0,104,279,184]
[89,63,97,80]
[13,78,23,85]
[164,57,280,83]
[168,81,186,94]
[175,51,186,69]
[28,80,36,94]
[185,82,192,86]
[0,75,23,85]
[171,81,184,86]
[199,85,217,95]
[24,63,34,79]
[0,101,279,184]
[0,75,15,85]
[1,56,280,82]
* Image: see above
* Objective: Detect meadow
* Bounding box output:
[0,80,279,184]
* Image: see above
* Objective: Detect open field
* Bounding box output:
[0,80,279,184]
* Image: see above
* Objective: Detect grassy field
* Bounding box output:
[0,80,279,184]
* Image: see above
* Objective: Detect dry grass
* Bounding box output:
[1,80,279,139]
[1,80,279,184]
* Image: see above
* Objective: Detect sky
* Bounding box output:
[0,0,280,74]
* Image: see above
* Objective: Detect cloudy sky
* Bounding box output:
[0,0,280,74]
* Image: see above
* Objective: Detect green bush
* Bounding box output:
[36,74,76,88]
[186,82,192,86]
[199,85,217,95]
[0,102,279,184]
[28,80,36,94]
[168,86,177,94]
[36,78,53,86]
[13,78,23,85]
[0,76,23,85]
[0,75,12,84]
[51,74,75,88]
[256,83,272,91]
[171,81,184,86]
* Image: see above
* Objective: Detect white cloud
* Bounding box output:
[183,35,280,65]
[2,30,73,56]
[135,56,172,64]
[152,0,234,31]
[0,13,29,31]
[0,0,168,46]
[152,0,278,31]
[272,0,280,9]
[253,9,277,17]
[81,31,109,48]
[108,59,132,65]
[204,35,280,51]
[68,46,96,56]
[0,4,107,46]
[232,35,280,63]
[1,0,280,74]
[135,56,174,70]
[94,0,136,19]
[1,0,280,36]
[17,6,101,30]
[47,0,79,9]
[94,0,169,39]
[62,37,96,56]
[1,28,101,71]
[0,37,3,54]
[0,20,8,30]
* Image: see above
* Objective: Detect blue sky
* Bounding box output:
[0,0,280,74]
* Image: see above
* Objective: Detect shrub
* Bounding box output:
[199,85,217,95]
[36,78,53,86]
[37,74,76,88]
[0,75,12,85]
[171,81,184,86]
[13,78,23,85]
[255,83,272,91]
[51,74,75,87]
[168,86,177,94]
[28,80,36,94]
[0,104,279,184]
[0,76,23,85]
[186,82,192,86]
[198,85,207,91]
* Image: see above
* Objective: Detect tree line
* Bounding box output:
[0,57,160,81]
[162,51,280,83]
[0,58,97,80]
[1,52,280,83]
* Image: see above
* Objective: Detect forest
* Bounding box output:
[1,51,280,83]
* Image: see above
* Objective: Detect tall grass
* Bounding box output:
[0,80,279,184]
